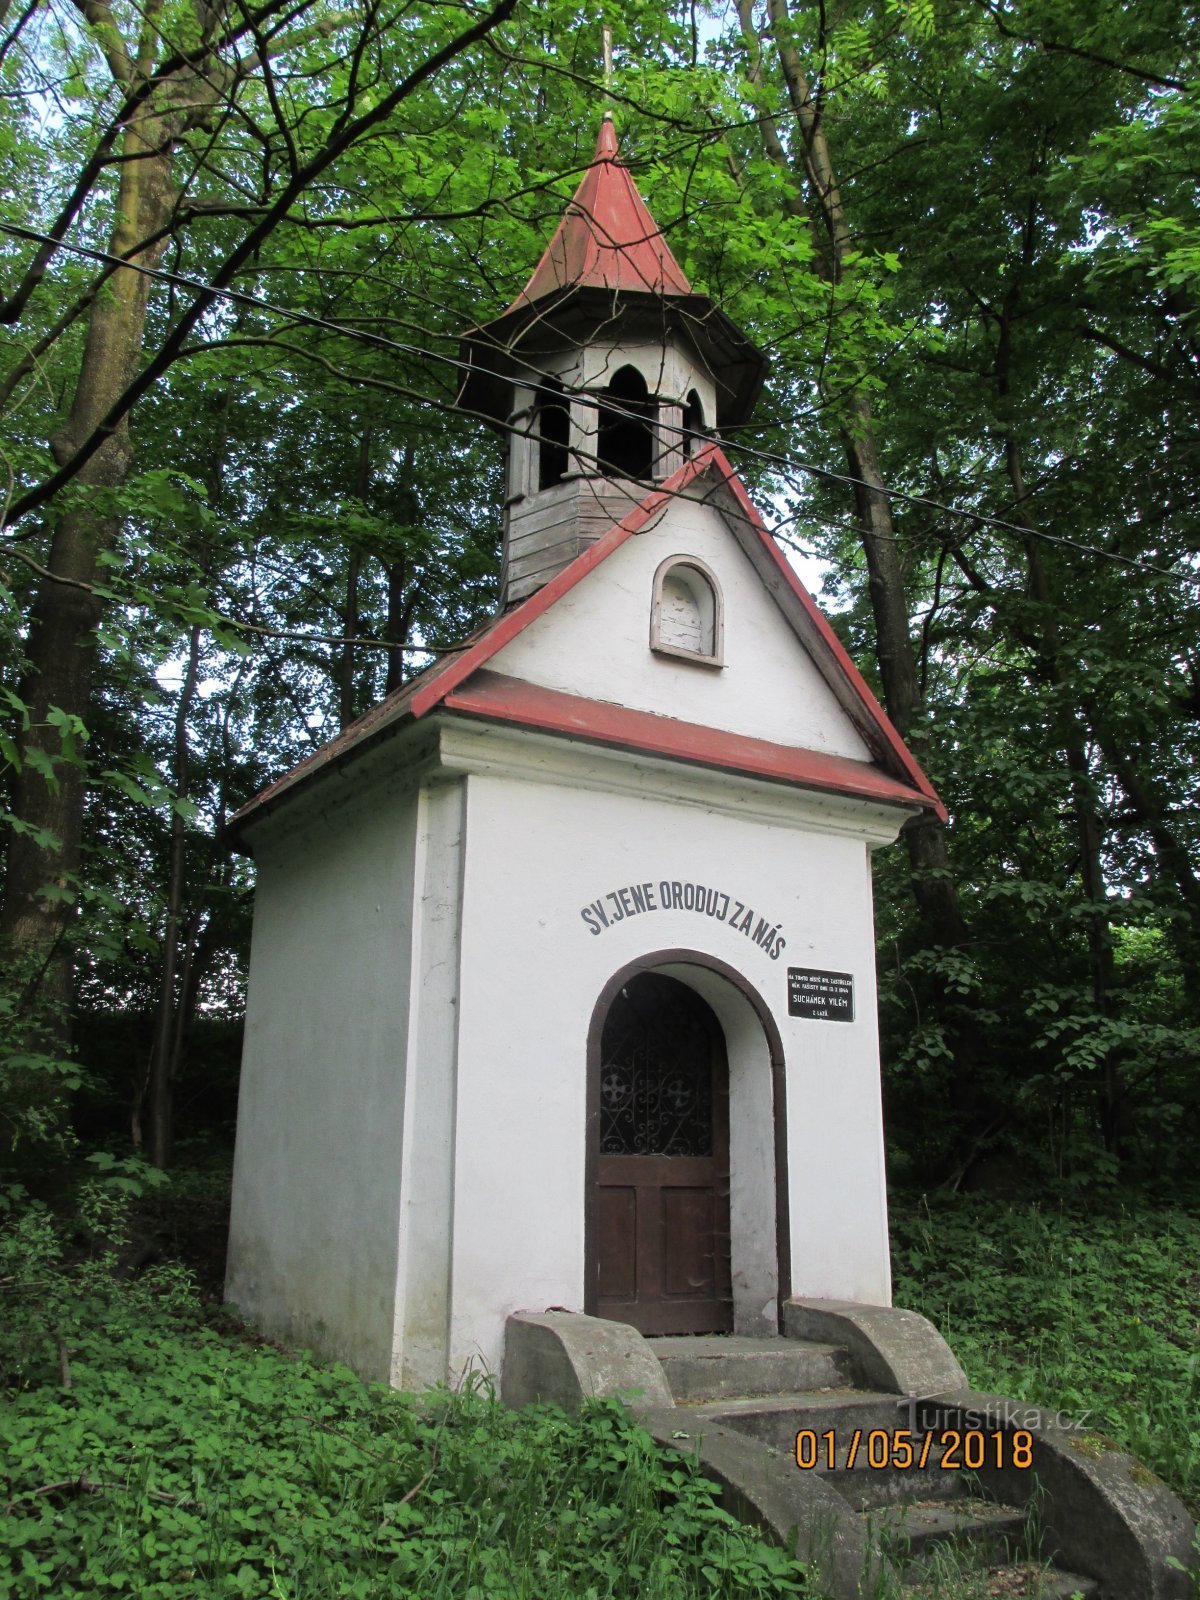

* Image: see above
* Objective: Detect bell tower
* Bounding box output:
[459,116,767,605]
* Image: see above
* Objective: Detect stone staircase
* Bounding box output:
[501,1305,1196,1600]
[648,1333,1101,1599]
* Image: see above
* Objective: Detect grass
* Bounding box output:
[0,1350,809,1598]
[3,1166,1198,1598]
[888,1189,1200,1516]
[0,1175,811,1598]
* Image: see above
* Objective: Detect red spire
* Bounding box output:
[507,117,693,309]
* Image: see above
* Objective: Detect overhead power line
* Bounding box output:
[0,218,1194,590]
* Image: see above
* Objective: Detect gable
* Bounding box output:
[488,487,874,763]
[230,448,944,844]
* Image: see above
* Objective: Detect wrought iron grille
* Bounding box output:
[599,974,715,1157]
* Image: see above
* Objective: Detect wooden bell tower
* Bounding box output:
[458,117,766,603]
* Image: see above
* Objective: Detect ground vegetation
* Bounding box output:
[1,0,1198,1586]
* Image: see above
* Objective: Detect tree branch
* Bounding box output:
[70,0,136,86]
[0,537,448,654]
[1080,323,1185,385]
[3,0,519,528]
[979,0,1188,91]
[0,0,309,326]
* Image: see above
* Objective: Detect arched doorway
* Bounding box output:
[586,971,733,1334]
[586,953,789,1338]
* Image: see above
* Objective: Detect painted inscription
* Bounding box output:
[787,967,854,1022]
[580,880,787,960]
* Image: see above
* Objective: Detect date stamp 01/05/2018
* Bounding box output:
[795,1428,1035,1473]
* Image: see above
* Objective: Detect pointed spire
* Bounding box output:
[458,116,766,436]
[506,119,693,310]
[595,112,617,159]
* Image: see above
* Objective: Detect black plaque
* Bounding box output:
[787,967,854,1022]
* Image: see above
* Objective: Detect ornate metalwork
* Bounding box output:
[599,974,715,1156]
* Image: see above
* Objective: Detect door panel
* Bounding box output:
[587,973,732,1334]
[595,1187,637,1301]
[662,1188,715,1299]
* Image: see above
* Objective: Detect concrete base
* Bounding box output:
[920,1391,1196,1600]
[652,1334,847,1401]
[783,1296,967,1396]
[638,1404,882,1600]
[502,1306,1198,1600]
[502,1311,881,1595]
[500,1311,673,1410]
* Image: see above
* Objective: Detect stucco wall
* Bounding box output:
[490,489,874,761]
[225,772,421,1381]
[444,760,893,1378]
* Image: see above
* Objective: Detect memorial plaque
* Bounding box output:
[787,967,854,1022]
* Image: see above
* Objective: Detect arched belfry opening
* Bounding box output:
[682,388,707,458]
[596,364,655,480]
[535,376,571,490]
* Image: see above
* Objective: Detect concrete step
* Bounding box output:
[826,1459,973,1509]
[647,1393,1106,1600]
[689,1387,917,1456]
[650,1334,849,1402]
[903,1560,1102,1598]
[870,1497,1027,1564]
[1028,1571,1102,1599]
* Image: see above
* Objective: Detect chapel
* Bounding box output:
[224,115,944,1390]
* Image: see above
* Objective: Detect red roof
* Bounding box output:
[507,117,693,308]
[457,118,766,432]
[229,445,946,843]
[445,672,936,813]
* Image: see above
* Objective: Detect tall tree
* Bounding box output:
[0,0,517,1041]
[721,0,981,1129]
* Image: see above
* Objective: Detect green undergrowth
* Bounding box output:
[890,1190,1200,1514]
[6,1165,1198,1597]
[0,1182,810,1599]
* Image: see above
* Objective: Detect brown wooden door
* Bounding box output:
[588,973,732,1335]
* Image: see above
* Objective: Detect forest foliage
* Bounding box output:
[0,0,1197,1188]
[1,1173,1196,1596]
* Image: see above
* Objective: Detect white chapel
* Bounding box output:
[224,116,945,1391]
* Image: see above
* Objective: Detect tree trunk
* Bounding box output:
[1085,712,1200,1004]
[740,0,973,940]
[1,102,178,1021]
[385,555,407,696]
[338,427,372,728]
[338,548,362,729]
[144,623,201,1167]
[734,0,982,1149]
[1003,431,1125,1150]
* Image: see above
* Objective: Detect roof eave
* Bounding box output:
[457,287,767,430]
[225,703,423,854]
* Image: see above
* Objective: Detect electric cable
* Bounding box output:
[0,217,1194,589]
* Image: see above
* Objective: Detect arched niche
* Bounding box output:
[650,555,724,666]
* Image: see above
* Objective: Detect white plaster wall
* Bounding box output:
[225,777,420,1382]
[490,492,874,760]
[390,779,467,1391]
[444,764,892,1378]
